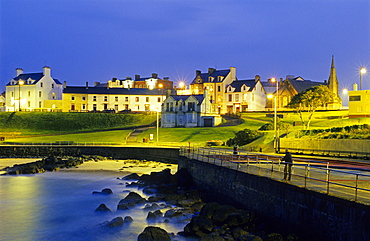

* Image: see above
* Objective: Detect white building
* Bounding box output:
[5,66,63,111]
[161,90,222,128]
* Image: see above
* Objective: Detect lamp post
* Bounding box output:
[360,67,367,90]
[18,80,24,111]
[270,78,278,152]
[156,107,159,145]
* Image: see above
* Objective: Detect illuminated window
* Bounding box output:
[135,97,139,102]
[349,96,361,101]
[146,97,150,102]
[228,94,232,102]
[158,97,161,102]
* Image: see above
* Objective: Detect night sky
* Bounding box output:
[1,0,369,93]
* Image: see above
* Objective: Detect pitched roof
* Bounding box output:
[227,79,257,92]
[7,73,62,86]
[191,69,230,84]
[169,94,205,103]
[63,87,169,95]
[288,78,325,93]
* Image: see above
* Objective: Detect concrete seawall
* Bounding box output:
[0,145,179,163]
[178,156,370,241]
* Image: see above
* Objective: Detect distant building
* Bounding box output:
[62,85,168,112]
[5,66,63,111]
[0,94,5,111]
[161,90,222,127]
[276,56,342,110]
[348,85,370,118]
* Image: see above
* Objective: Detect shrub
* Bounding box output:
[226,128,262,146]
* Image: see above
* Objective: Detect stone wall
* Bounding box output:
[0,146,179,163]
[280,138,370,153]
[178,157,370,241]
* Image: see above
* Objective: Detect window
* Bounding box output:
[39,101,42,108]
[28,101,31,107]
[124,104,129,110]
[235,94,239,102]
[114,104,118,111]
[349,96,361,101]
[52,93,56,99]
[158,97,161,102]
[115,96,118,102]
[40,82,43,87]
[252,93,255,101]
[11,92,14,97]
[145,104,150,111]
[146,97,150,102]
[52,84,54,88]
[93,104,97,111]
[104,96,108,102]
[82,96,86,101]
[125,97,129,102]
[104,104,108,110]
[135,97,139,102]
[71,104,75,110]
[228,94,232,102]
[217,86,221,92]
[39,91,42,98]
[188,102,195,111]
[93,96,97,102]
[82,104,86,110]
[71,96,75,101]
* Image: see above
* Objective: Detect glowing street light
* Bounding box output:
[179,81,185,89]
[360,67,366,90]
[18,80,24,111]
[270,78,279,152]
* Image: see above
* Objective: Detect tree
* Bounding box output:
[288,85,334,130]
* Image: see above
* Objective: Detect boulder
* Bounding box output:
[137,226,171,241]
[224,210,254,228]
[184,216,215,237]
[212,205,237,224]
[264,233,284,241]
[175,168,194,189]
[92,188,113,195]
[238,234,263,241]
[117,192,146,210]
[122,173,140,180]
[143,203,160,211]
[147,210,163,219]
[124,216,133,222]
[231,227,249,240]
[200,202,221,219]
[95,203,112,212]
[106,216,124,227]
[200,234,226,241]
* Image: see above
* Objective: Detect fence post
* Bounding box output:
[326,169,331,194]
[304,165,308,188]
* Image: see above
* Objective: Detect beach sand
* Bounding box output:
[0,158,179,175]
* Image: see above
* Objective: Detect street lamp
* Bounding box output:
[270,78,279,152]
[360,67,366,90]
[156,107,159,145]
[18,80,24,111]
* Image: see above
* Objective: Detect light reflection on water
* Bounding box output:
[0,170,197,241]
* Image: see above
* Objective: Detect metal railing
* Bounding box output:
[0,142,124,146]
[180,146,370,204]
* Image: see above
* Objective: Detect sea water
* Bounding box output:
[0,169,197,241]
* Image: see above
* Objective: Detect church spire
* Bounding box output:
[328,55,338,95]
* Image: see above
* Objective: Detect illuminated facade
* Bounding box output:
[348,89,370,117]
[100,73,173,90]
[5,67,63,111]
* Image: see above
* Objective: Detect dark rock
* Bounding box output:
[264,233,284,241]
[191,202,205,212]
[117,192,146,210]
[231,227,249,240]
[147,195,165,202]
[139,168,176,186]
[143,203,160,211]
[184,216,215,237]
[147,210,163,219]
[200,202,221,219]
[178,198,202,208]
[106,216,124,227]
[142,186,157,195]
[137,226,171,241]
[212,205,237,224]
[224,210,254,228]
[124,216,133,222]
[95,203,112,212]
[200,234,226,241]
[122,173,140,180]
[175,168,194,189]
[238,234,263,241]
[92,188,113,195]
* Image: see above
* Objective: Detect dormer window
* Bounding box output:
[208,77,214,82]
[218,76,223,82]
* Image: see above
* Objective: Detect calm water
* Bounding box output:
[0,169,196,241]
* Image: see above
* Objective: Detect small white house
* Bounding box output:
[5,66,63,111]
[161,90,222,128]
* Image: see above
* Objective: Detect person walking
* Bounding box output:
[282,149,293,181]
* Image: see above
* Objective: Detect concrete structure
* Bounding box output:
[62,85,168,112]
[348,88,370,118]
[178,156,370,241]
[5,67,63,111]
[161,90,222,127]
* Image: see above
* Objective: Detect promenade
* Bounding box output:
[180,147,370,205]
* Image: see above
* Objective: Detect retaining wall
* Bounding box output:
[0,146,179,163]
[178,157,370,241]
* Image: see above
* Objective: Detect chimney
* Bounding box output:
[166,89,171,98]
[152,73,158,79]
[254,75,260,82]
[353,83,358,91]
[86,82,88,89]
[43,66,51,76]
[196,70,201,76]
[112,77,117,81]
[163,77,169,80]
[94,82,100,87]
[63,81,67,89]
[135,75,140,80]
[16,68,24,77]
[208,68,215,75]
[126,77,132,80]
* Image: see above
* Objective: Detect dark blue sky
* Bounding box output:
[1,0,369,92]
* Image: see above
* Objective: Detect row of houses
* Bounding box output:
[3,57,365,127]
